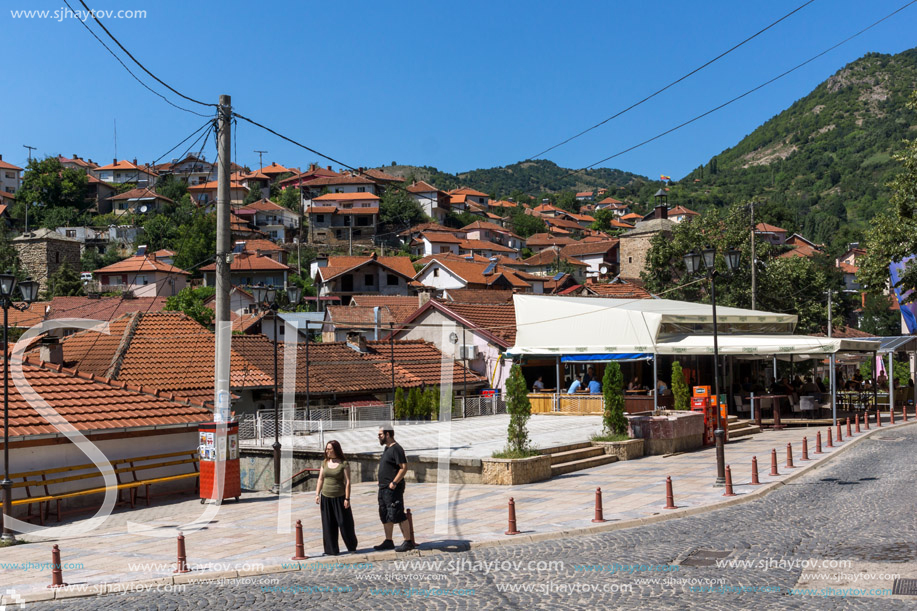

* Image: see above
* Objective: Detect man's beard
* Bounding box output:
[379,437,387,446]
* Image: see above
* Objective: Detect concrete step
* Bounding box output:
[538,442,593,456]
[547,446,606,466]
[729,424,762,439]
[551,453,618,477]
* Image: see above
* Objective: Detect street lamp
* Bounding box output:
[1,274,38,542]
[251,283,302,494]
[683,249,740,487]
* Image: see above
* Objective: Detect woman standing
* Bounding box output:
[315,440,358,555]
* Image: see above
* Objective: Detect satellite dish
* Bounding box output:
[139,205,149,214]
[600,265,608,274]
[449,331,459,344]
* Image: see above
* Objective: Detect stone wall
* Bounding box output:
[481,455,552,485]
[15,237,82,294]
[618,234,656,279]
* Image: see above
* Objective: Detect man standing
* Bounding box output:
[375,427,413,552]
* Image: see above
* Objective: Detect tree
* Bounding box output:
[407,387,422,420]
[508,208,546,238]
[503,363,533,455]
[859,293,901,336]
[14,157,89,228]
[155,174,188,203]
[44,262,84,298]
[380,187,426,228]
[164,286,216,328]
[424,385,439,421]
[243,183,264,205]
[602,362,627,435]
[671,361,689,411]
[394,387,407,419]
[276,187,301,213]
[859,92,917,297]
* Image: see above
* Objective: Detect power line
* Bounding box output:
[61,0,211,118]
[526,0,818,161]
[556,0,917,183]
[73,0,215,110]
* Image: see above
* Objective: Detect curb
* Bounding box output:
[4,418,912,604]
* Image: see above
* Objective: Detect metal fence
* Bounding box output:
[454,394,507,418]
[239,403,394,446]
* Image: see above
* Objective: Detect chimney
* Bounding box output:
[73,154,78,159]
[40,337,63,365]
[113,157,118,164]
[132,158,138,166]
[310,163,316,171]
[345,332,368,353]
[373,306,381,341]
[417,290,431,308]
[653,205,668,220]
[327,165,332,171]
[0,155,3,161]
[359,167,364,174]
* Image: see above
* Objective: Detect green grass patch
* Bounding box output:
[0,538,25,548]
[491,448,542,459]
[591,433,631,443]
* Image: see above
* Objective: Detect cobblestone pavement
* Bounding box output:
[30,424,917,609]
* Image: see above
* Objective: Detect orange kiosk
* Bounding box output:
[198,421,241,503]
[691,386,716,446]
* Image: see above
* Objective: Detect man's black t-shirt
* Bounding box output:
[378,442,407,488]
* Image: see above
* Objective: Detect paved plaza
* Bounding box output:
[1,413,913,607]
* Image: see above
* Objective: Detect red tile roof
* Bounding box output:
[95,160,158,175]
[449,187,489,198]
[668,205,699,217]
[561,240,619,257]
[458,239,516,253]
[524,233,576,248]
[424,259,531,289]
[755,222,787,233]
[45,296,168,321]
[406,180,443,193]
[445,289,514,303]
[316,255,416,283]
[245,198,288,212]
[349,295,420,323]
[5,356,212,438]
[305,175,377,187]
[327,305,396,327]
[597,197,624,205]
[584,282,653,299]
[56,311,274,405]
[94,254,190,276]
[0,159,23,171]
[363,168,404,182]
[313,192,380,202]
[419,231,464,244]
[108,187,174,203]
[399,222,455,237]
[200,252,291,273]
[236,239,285,254]
[436,301,516,346]
[522,249,589,267]
[258,162,294,175]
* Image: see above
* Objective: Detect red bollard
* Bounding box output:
[864,412,870,430]
[903,406,908,422]
[770,449,780,476]
[815,431,823,454]
[292,519,308,560]
[846,418,852,437]
[592,488,607,523]
[750,456,761,485]
[505,498,521,535]
[801,437,809,461]
[723,466,737,497]
[826,428,833,448]
[876,409,882,427]
[174,532,190,573]
[890,407,895,425]
[406,508,416,546]
[836,422,843,444]
[786,443,795,469]
[855,413,861,433]
[48,544,67,588]
[664,476,678,509]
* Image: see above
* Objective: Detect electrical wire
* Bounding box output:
[62,0,212,118]
[556,0,917,183]
[526,0,818,161]
[74,0,215,110]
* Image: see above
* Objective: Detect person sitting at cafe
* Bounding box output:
[816,377,827,393]
[582,366,595,386]
[627,376,642,391]
[533,376,545,392]
[568,374,583,394]
[877,372,889,390]
[657,379,669,396]
[588,378,602,394]
[801,376,819,394]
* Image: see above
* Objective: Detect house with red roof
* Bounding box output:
[575,191,594,202]
[412,257,531,294]
[448,187,490,211]
[521,248,589,283]
[458,238,519,260]
[595,198,629,216]
[93,251,190,297]
[461,221,525,250]
[245,198,300,242]
[388,298,517,391]
[755,222,788,245]
[109,187,174,216]
[188,179,249,206]
[410,231,464,257]
[668,205,700,223]
[0,154,24,195]
[406,180,451,222]
[95,158,158,187]
[306,192,380,246]
[201,252,291,290]
[313,254,417,303]
[561,240,619,278]
[524,233,576,254]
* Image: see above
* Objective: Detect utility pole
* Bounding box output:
[827,289,836,426]
[349,225,353,256]
[255,150,267,171]
[750,200,756,310]
[22,145,35,165]
[215,94,232,423]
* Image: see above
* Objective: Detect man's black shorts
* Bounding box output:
[378,485,407,524]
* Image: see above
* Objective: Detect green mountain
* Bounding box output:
[674,48,917,254]
[383,159,648,198]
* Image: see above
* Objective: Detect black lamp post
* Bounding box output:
[684,248,739,486]
[1,273,38,542]
[251,283,302,494]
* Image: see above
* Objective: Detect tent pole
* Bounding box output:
[889,351,895,412]
[555,355,560,413]
[653,354,658,413]
[873,351,878,411]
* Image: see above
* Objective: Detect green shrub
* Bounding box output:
[602,362,627,436]
[672,361,690,411]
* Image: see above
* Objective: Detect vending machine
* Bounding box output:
[198,421,241,503]
[691,386,715,446]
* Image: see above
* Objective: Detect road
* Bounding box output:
[34,425,917,609]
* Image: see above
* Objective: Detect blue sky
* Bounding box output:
[3,0,916,182]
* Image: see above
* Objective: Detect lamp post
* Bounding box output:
[1,273,38,542]
[251,283,302,494]
[684,249,739,487]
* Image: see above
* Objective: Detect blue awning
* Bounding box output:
[561,353,652,363]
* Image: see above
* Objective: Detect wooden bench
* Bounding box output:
[0,450,199,523]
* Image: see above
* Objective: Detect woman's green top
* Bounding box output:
[321,460,347,498]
